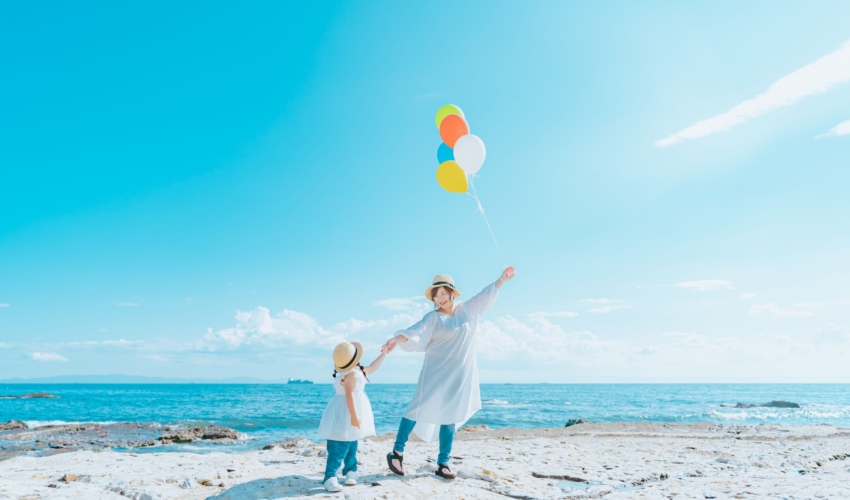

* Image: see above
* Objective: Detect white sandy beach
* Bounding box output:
[1,422,849,499]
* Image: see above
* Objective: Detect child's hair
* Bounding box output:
[333,364,369,382]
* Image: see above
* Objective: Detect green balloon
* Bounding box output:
[435,104,464,129]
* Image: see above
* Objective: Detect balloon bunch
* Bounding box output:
[434,104,486,193]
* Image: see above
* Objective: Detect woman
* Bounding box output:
[384,267,514,480]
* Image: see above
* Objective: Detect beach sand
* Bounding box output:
[1,422,849,499]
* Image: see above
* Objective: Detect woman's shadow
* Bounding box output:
[206,472,430,499]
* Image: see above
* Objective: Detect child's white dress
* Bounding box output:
[318,368,376,441]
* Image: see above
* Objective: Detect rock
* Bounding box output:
[0,420,28,431]
[159,428,202,444]
[762,400,800,408]
[459,424,490,433]
[730,400,801,409]
[180,478,194,489]
[262,436,313,450]
[159,425,238,444]
[564,419,591,427]
[60,474,78,483]
[0,392,60,399]
[201,425,238,440]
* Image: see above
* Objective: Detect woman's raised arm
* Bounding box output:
[465,267,514,318]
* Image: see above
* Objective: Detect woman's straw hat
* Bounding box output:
[424,274,462,301]
[333,341,363,372]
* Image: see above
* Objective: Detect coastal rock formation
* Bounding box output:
[262,437,312,450]
[0,421,27,431]
[0,392,59,399]
[158,425,239,444]
[565,418,591,427]
[722,400,801,409]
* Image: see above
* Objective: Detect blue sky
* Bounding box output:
[1,1,849,383]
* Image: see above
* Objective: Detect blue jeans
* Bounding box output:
[324,440,358,483]
[393,417,456,465]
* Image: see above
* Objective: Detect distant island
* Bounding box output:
[287,378,314,384]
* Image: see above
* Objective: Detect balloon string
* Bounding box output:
[467,175,507,268]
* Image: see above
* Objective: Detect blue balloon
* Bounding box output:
[437,142,454,164]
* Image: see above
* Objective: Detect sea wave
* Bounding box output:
[23,420,119,429]
[483,399,510,405]
[709,407,850,421]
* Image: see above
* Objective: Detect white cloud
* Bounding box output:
[30,352,68,362]
[740,293,756,299]
[0,303,10,307]
[747,303,814,318]
[581,298,631,314]
[203,307,343,349]
[527,311,579,319]
[812,322,849,345]
[655,40,850,147]
[677,280,735,292]
[61,339,143,348]
[476,314,635,363]
[373,297,422,311]
[793,302,821,309]
[116,302,139,307]
[145,355,170,362]
[0,342,11,349]
[202,305,427,351]
[815,119,850,138]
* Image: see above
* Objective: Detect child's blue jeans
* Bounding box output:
[324,439,358,483]
[393,417,456,465]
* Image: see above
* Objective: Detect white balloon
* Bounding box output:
[453,134,486,175]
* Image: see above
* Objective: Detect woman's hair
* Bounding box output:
[431,285,455,302]
[333,364,369,382]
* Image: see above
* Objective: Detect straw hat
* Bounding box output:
[333,341,363,372]
[424,274,462,301]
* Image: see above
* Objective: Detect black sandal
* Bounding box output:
[387,450,404,476]
[435,463,456,480]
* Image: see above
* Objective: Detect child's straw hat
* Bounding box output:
[333,341,363,372]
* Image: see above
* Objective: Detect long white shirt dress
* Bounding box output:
[396,282,499,442]
[318,368,376,441]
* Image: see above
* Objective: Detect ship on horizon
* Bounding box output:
[287,378,314,384]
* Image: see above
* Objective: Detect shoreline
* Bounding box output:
[2,422,849,499]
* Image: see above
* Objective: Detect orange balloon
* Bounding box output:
[439,114,470,148]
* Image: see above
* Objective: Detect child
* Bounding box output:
[318,341,387,492]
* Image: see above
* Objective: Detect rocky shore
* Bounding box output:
[0,422,244,460]
[1,422,849,499]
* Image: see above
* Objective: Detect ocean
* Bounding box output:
[2,384,849,454]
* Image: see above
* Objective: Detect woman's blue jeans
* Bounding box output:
[324,440,358,482]
[393,417,456,465]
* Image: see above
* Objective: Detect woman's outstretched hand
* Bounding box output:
[496,266,515,287]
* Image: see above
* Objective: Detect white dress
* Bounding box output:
[397,282,499,442]
[317,368,376,441]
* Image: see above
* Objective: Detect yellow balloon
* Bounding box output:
[435,104,464,129]
[436,161,468,193]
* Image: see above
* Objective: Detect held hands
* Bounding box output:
[350,415,361,429]
[380,343,390,355]
[384,336,401,353]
